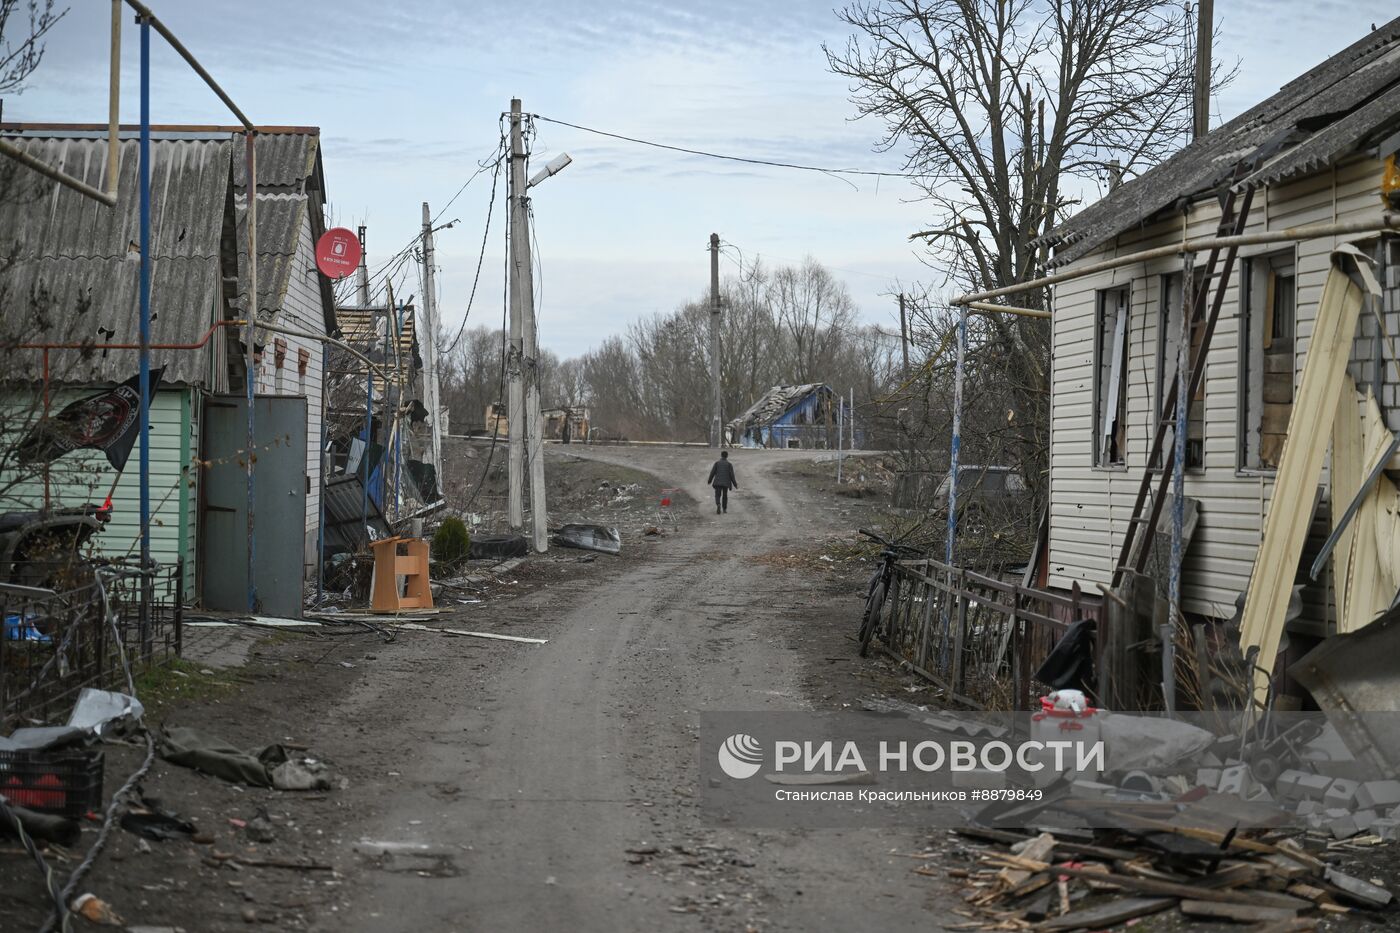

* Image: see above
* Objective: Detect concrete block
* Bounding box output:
[1389,804,1400,821]
[1296,799,1322,817]
[953,768,1006,790]
[1294,773,1335,801]
[1323,778,1360,810]
[1276,769,1313,801]
[1195,767,1222,790]
[1370,818,1400,841]
[1357,780,1400,810]
[1246,785,1274,803]
[1199,750,1222,768]
[1325,809,1360,839]
[1218,764,1254,799]
[1304,812,1327,831]
[1353,808,1380,833]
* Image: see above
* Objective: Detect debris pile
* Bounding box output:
[941,820,1392,930]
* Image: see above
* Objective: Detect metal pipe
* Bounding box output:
[121,0,254,130]
[362,370,371,542]
[315,342,327,604]
[244,130,257,612]
[946,306,968,566]
[16,319,241,352]
[965,300,1051,319]
[0,138,116,206]
[106,0,120,198]
[952,212,1400,306]
[138,17,151,572]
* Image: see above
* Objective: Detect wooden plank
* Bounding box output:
[1034,896,1176,931]
[1180,899,1298,923]
[1010,860,1312,911]
[1239,244,1377,704]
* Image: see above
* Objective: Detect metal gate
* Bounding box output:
[200,395,307,617]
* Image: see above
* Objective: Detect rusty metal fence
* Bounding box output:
[875,558,1101,710]
[1,559,182,729]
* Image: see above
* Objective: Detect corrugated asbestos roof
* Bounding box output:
[236,193,307,321]
[727,383,827,432]
[1041,17,1400,266]
[232,132,320,193]
[0,135,234,385]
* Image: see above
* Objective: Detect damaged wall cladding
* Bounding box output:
[1042,15,1400,624]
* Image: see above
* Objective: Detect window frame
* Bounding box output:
[1093,285,1131,469]
[1238,248,1298,474]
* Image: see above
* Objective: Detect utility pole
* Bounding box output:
[506,107,526,532]
[709,232,722,448]
[508,98,548,551]
[898,293,910,380]
[1193,0,1213,141]
[420,202,443,480]
[356,225,368,307]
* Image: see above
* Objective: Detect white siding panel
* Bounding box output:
[1048,156,1386,617]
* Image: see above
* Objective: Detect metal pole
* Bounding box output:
[709,232,721,448]
[951,213,1400,307]
[946,307,968,567]
[1165,254,1193,715]
[420,202,443,477]
[899,293,910,380]
[362,370,371,541]
[138,18,151,572]
[836,393,843,483]
[315,342,327,603]
[850,387,855,451]
[356,225,368,307]
[243,129,258,612]
[506,100,526,531]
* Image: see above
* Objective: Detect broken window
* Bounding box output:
[1241,251,1296,471]
[1094,287,1130,466]
[1155,273,1205,470]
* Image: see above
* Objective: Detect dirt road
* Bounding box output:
[2,445,948,931]
[331,445,941,931]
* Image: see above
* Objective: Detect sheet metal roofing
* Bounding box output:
[1042,16,1400,266]
[727,383,828,432]
[0,135,234,385]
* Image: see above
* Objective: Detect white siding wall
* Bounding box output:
[253,202,325,578]
[1048,156,1387,618]
[2,388,197,595]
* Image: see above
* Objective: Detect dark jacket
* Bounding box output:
[707,459,738,489]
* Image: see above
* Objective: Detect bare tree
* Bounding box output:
[0,0,66,95]
[827,0,1227,520]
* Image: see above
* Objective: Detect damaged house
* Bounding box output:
[727,383,854,449]
[1034,17,1400,703]
[0,125,337,616]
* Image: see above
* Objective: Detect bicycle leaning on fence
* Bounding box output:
[855,528,925,657]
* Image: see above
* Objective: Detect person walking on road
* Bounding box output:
[707,451,738,514]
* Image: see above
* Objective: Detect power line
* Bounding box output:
[443,149,505,356]
[532,114,944,181]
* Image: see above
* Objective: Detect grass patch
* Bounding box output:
[134,658,238,714]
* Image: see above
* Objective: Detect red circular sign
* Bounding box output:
[316,227,362,279]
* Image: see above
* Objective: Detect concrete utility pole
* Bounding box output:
[709,232,722,448]
[356,225,369,307]
[898,293,910,380]
[1193,0,1213,140]
[508,98,548,551]
[420,202,443,479]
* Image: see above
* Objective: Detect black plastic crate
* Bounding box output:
[0,747,104,822]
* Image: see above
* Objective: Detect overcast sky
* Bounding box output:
[8,1,1397,355]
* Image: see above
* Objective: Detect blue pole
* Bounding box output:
[362,370,371,541]
[138,18,152,570]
